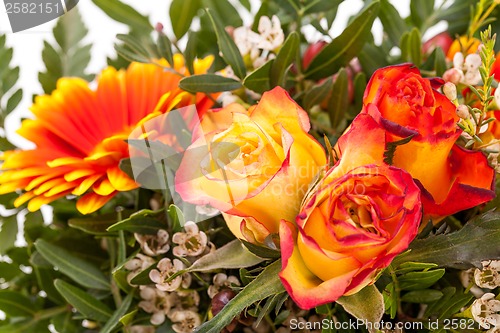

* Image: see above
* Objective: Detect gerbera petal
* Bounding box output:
[107,166,138,191]
[76,191,117,215]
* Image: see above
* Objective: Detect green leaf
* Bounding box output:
[0,215,18,255]
[68,213,123,235]
[203,0,243,28]
[0,291,36,317]
[398,269,445,290]
[51,311,77,333]
[184,31,198,75]
[0,262,22,281]
[194,260,285,333]
[408,28,422,67]
[107,209,167,234]
[119,309,138,326]
[392,210,500,269]
[243,59,274,94]
[270,31,300,87]
[303,0,342,14]
[167,204,184,233]
[303,76,333,111]
[5,88,23,114]
[434,47,447,77]
[379,0,408,46]
[185,239,264,273]
[157,32,174,67]
[54,280,113,322]
[384,134,415,165]
[53,8,88,53]
[206,8,246,79]
[179,74,242,93]
[0,320,37,333]
[410,0,435,31]
[170,0,201,40]
[327,68,349,129]
[401,290,443,303]
[304,1,380,79]
[241,239,281,259]
[100,292,134,333]
[34,239,110,290]
[395,262,439,275]
[336,285,384,326]
[92,0,152,32]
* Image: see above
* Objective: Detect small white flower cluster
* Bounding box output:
[123,223,215,332]
[471,293,500,330]
[207,273,241,299]
[475,260,500,290]
[233,15,284,69]
[444,52,482,85]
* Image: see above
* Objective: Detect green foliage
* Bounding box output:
[194,260,285,333]
[38,7,92,94]
[243,60,274,94]
[92,0,152,32]
[179,74,242,93]
[304,1,380,80]
[0,35,22,130]
[393,210,500,269]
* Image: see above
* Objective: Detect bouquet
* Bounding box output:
[1,0,500,332]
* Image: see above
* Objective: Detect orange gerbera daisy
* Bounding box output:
[0,55,215,214]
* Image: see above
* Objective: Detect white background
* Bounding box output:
[0,0,437,147]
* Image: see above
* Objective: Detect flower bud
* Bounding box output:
[443,82,457,101]
[456,104,470,119]
[443,68,464,84]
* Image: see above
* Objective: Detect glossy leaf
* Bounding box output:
[392,210,500,269]
[92,0,152,32]
[54,280,113,322]
[304,1,380,79]
[0,291,36,317]
[398,269,445,290]
[5,88,22,115]
[100,292,134,333]
[68,213,124,235]
[410,0,435,31]
[303,76,333,111]
[179,74,242,93]
[206,8,246,79]
[107,209,167,234]
[243,59,274,94]
[379,0,408,46]
[34,239,110,290]
[401,290,443,303]
[170,0,201,40]
[0,215,18,255]
[270,31,300,87]
[194,260,285,333]
[157,31,174,67]
[327,68,349,129]
[203,0,242,27]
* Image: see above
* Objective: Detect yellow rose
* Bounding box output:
[175,87,326,243]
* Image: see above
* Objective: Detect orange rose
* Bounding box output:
[175,87,326,243]
[279,114,422,309]
[362,64,495,220]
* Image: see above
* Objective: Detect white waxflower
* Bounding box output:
[233,26,261,56]
[460,269,485,298]
[172,221,208,257]
[257,15,284,51]
[149,258,191,292]
[169,310,202,333]
[448,51,482,85]
[135,229,170,256]
[471,293,500,329]
[138,286,177,326]
[207,273,241,299]
[456,104,470,119]
[174,290,201,310]
[124,253,156,285]
[475,260,500,289]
